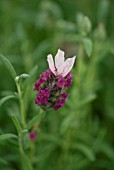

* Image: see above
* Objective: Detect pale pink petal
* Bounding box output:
[47,54,56,75]
[61,56,76,77]
[55,49,65,75]
[56,64,65,76]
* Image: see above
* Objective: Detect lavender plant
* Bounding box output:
[0,0,114,170]
[0,49,76,169]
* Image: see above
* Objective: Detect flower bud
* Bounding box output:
[93,23,106,41]
[29,131,37,141]
[76,13,92,36]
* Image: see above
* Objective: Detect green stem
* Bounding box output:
[16,78,26,128]
[19,135,24,154]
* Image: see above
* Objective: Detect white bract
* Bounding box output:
[47,49,76,77]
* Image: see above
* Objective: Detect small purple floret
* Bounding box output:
[53,93,68,110]
[53,99,65,110]
[40,70,50,81]
[39,88,50,98]
[67,73,73,79]
[34,79,45,90]
[35,88,50,105]
[57,77,65,89]
[35,96,43,105]
[46,69,53,75]
[60,93,69,100]
[65,73,73,88]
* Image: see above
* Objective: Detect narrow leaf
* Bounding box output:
[18,73,30,79]
[0,157,8,165]
[0,95,16,107]
[21,129,30,150]
[0,134,18,141]
[83,38,93,57]
[72,143,95,161]
[27,112,45,130]
[78,93,97,107]
[11,114,22,134]
[0,54,17,79]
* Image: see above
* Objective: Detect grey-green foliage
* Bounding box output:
[0,0,114,170]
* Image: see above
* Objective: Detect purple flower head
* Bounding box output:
[29,131,37,141]
[34,69,73,110]
[34,49,76,111]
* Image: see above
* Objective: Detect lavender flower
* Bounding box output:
[34,49,76,111]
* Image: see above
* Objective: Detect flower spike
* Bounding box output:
[34,49,76,111]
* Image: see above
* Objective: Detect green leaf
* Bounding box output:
[98,0,110,22]
[11,114,22,134]
[0,54,17,79]
[0,134,18,141]
[39,133,63,146]
[72,143,95,161]
[0,157,8,165]
[60,115,74,134]
[17,73,30,79]
[83,38,93,57]
[100,143,114,161]
[15,74,30,84]
[78,93,97,107]
[0,95,16,107]
[27,111,45,130]
[21,152,33,170]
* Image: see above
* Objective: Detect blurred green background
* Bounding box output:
[0,0,114,169]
